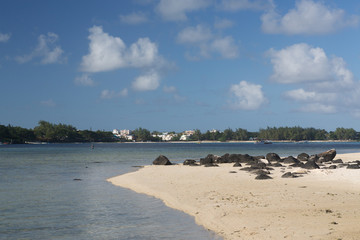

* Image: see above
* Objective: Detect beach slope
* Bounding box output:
[108,152,360,240]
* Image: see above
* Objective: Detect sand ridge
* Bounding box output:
[108,152,360,240]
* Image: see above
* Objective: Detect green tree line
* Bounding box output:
[0,121,116,144]
[0,121,359,144]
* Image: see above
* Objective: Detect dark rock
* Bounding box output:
[220,153,230,163]
[316,157,326,164]
[153,155,172,165]
[240,167,253,171]
[238,154,255,163]
[204,163,219,167]
[200,154,215,165]
[329,165,337,169]
[297,153,309,161]
[228,154,241,163]
[283,156,300,164]
[302,160,320,169]
[266,153,280,162]
[290,162,304,168]
[255,173,272,180]
[73,178,82,181]
[332,159,343,164]
[272,162,283,167]
[233,162,242,167]
[308,155,318,161]
[318,149,336,162]
[229,171,237,173]
[183,159,197,165]
[253,155,266,161]
[252,169,270,175]
[347,164,359,169]
[251,162,267,169]
[281,172,298,178]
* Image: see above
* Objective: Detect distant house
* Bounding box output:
[112,129,134,141]
[180,130,194,141]
[152,132,175,141]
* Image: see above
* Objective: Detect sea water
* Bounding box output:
[1,142,359,240]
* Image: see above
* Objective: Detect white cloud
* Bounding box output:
[220,0,270,11]
[0,32,11,43]
[74,74,95,86]
[100,88,128,99]
[214,18,234,29]
[211,36,238,59]
[81,26,164,72]
[132,70,160,91]
[177,24,239,59]
[119,12,148,24]
[262,0,359,35]
[267,43,331,84]
[177,25,213,44]
[269,43,360,114]
[80,26,167,91]
[299,103,336,114]
[284,88,337,103]
[229,81,267,110]
[80,26,127,72]
[16,32,65,64]
[156,0,210,21]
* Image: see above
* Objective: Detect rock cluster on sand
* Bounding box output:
[152,149,360,180]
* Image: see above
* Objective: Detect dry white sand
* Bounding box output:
[108,152,360,240]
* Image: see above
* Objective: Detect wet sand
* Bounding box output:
[108,152,360,240]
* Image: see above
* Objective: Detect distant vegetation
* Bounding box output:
[0,121,359,144]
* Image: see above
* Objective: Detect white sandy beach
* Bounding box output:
[108,152,360,240]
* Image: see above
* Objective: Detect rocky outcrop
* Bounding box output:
[302,160,319,169]
[297,153,309,161]
[153,155,172,165]
[183,159,198,166]
[318,149,336,162]
[266,153,280,162]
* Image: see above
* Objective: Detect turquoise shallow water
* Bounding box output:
[1,142,359,239]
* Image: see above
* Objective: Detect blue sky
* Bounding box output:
[1,0,360,132]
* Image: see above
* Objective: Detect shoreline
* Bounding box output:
[108,152,360,240]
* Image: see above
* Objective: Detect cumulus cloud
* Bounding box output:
[262,0,359,35]
[119,12,148,24]
[214,18,234,29]
[284,88,337,103]
[177,24,239,59]
[0,32,11,43]
[81,26,168,91]
[156,0,210,21]
[269,43,360,114]
[16,32,65,64]
[100,88,128,99]
[211,36,238,59]
[132,70,160,91]
[81,26,164,72]
[267,43,332,84]
[229,81,267,110]
[220,0,270,11]
[177,25,213,44]
[74,74,95,86]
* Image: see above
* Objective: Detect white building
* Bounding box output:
[112,129,134,141]
[152,132,176,141]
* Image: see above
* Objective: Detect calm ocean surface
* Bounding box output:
[1,142,360,240]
